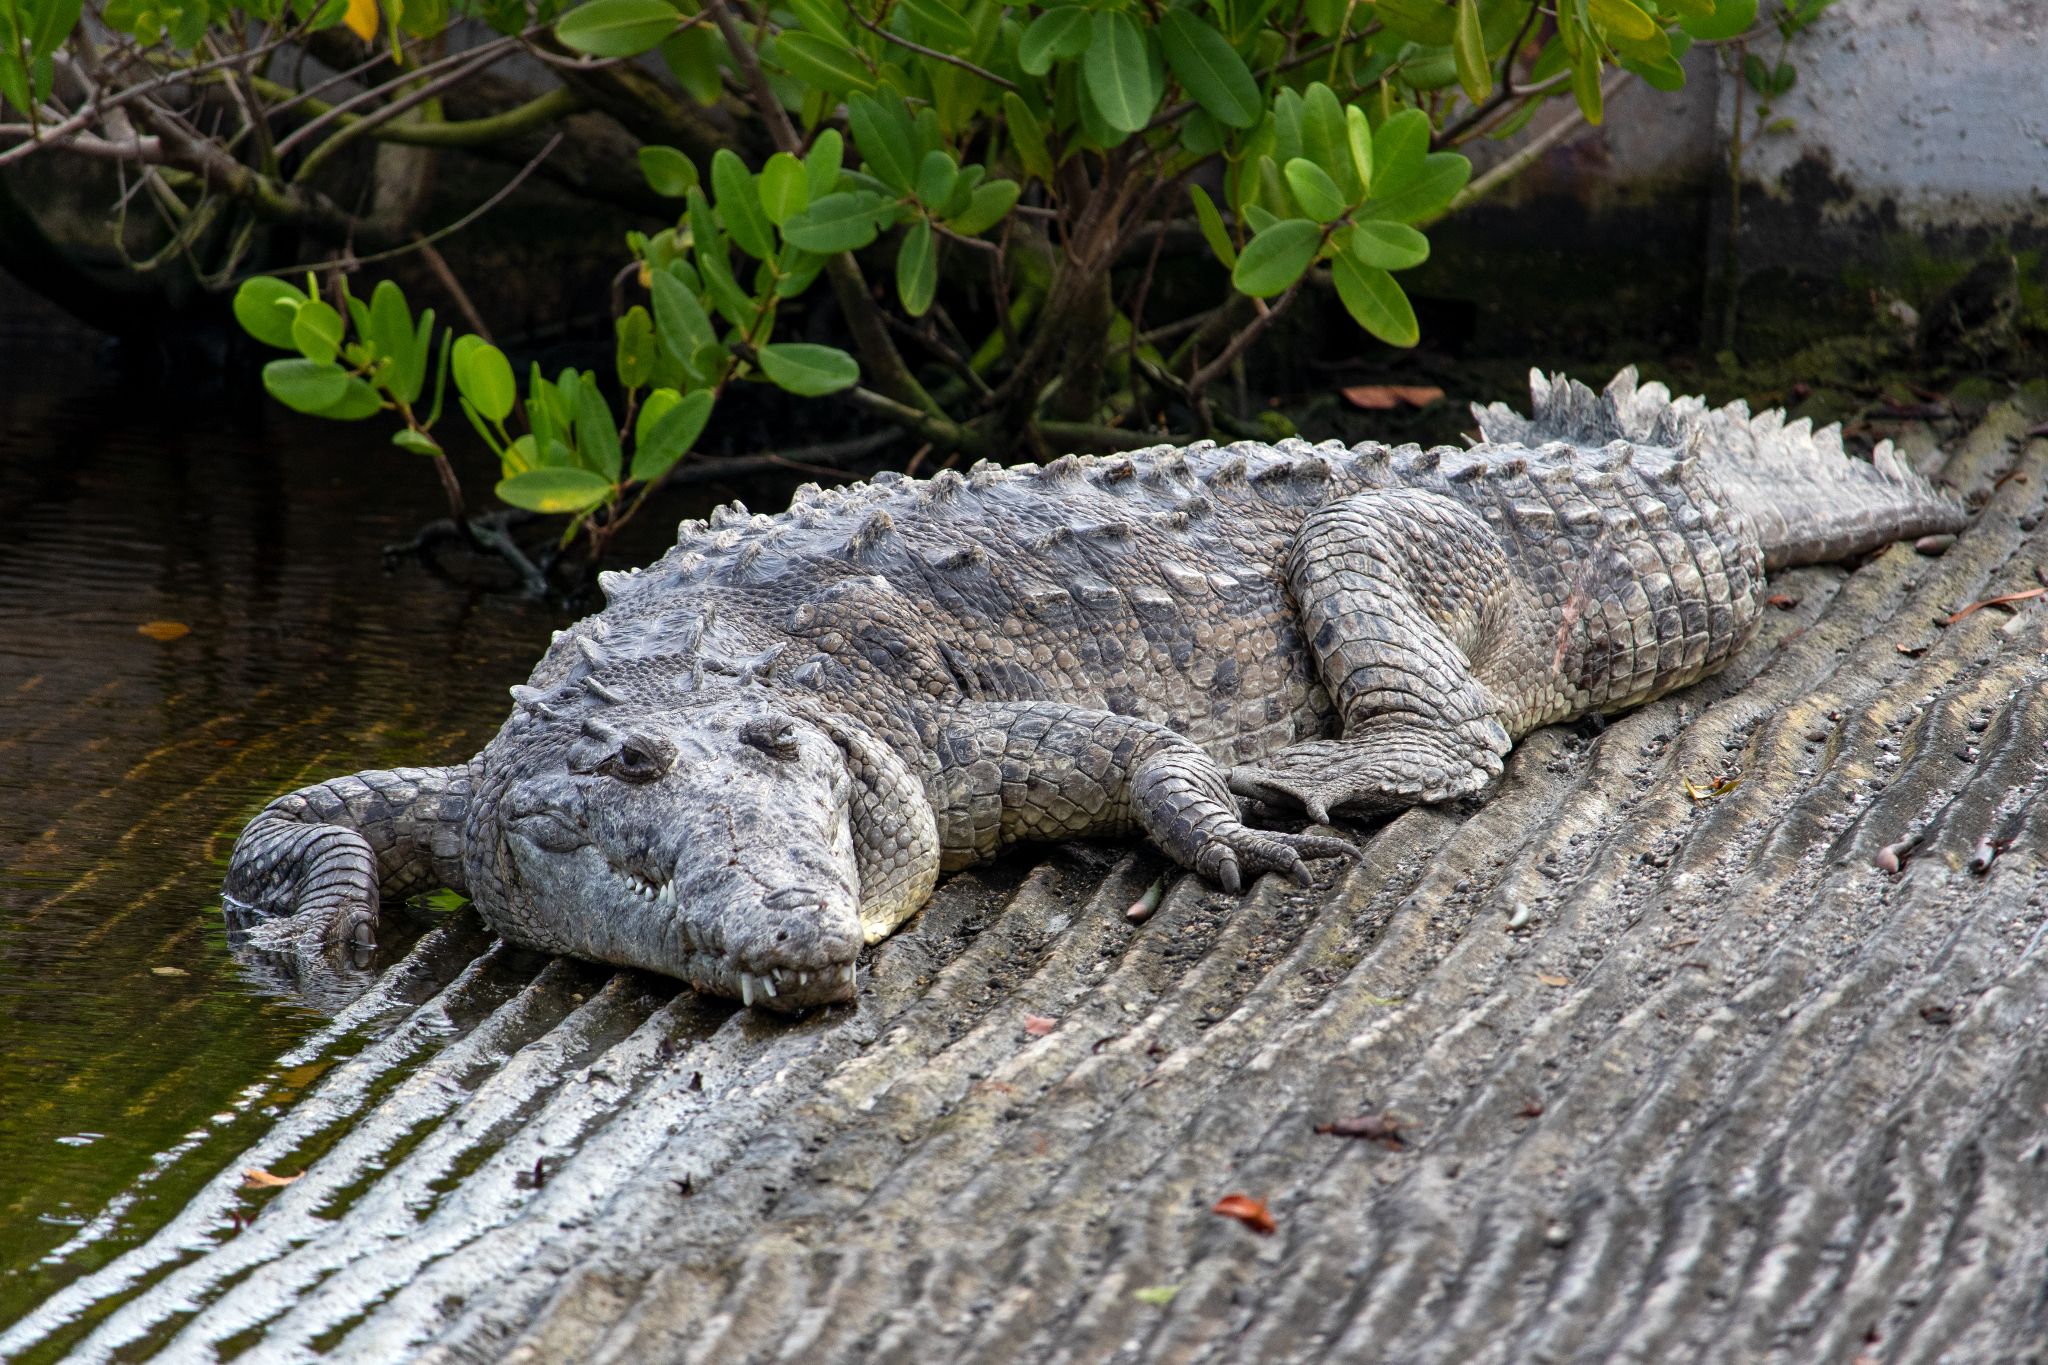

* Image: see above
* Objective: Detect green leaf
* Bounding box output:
[1569,39,1604,124]
[1189,184,1236,269]
[896,217,937,316]
[1283,158,1347,222]
[661,24,724,102]
[651,265,716,365]
[1298,84,1352,195]
[496,467,614,514]
[1680,0,1756,39]
[1344,105,1374,197]
[1232,219,1321,298]
[573,379,623,480]
[709,148,774,261]
[1346,220,1431,270]
[849,92,919,192]
[1005,91,1054,182]
[638,145,699,197]
[632,387,714,482]
[1453,0,1492,102]
[1588,0,1657,41]
[317,377,383,421]
[773,30,877,95]
[553,0,677,57]
[1372,0,1457,45]
[1370,107,1432,200]
[290,299,345,366]
[1083,10,1160,135]
[782,190,892,252]
[915,149,959,212]
[1332,255,1420,347]
[367,280,414,386]
[1157,10,1260,130]
[804,128,845,201]
[756,342,860,396]
[898,0,973,50]
[787,0,847,41]
[1018,6,1089,76]
[758,151,809,225]
[232,276,305,350]
[392,428,443,456]
[945,178,1018,235]
[262,358,350,414]
[1360,151,1470,224]
[453,339,517,423]
[615,305,657,389]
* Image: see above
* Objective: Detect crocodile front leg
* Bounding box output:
[224,765,473,954]
[1230,489,1525,819]
[932,701,1354,891]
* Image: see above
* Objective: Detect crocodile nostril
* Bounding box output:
[762,885,829,912]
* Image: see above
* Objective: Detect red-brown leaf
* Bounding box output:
[1341,384,1445,410]
[1022,1013,1057,1037]
[1212,1193,1277,1234]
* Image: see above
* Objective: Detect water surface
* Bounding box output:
[0,282,583,1321]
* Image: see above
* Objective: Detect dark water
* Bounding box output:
[0,284,598,1323]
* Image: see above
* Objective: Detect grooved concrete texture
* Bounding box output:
[6,407,2045,1364]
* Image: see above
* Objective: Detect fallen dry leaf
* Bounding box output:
[1212,1193,1277,1234]
[1132,1284,1180,1306]
[1896,641,1929,656]
[137,621,190,642]
[1766,593,1799,610]
[1341,384,1444,410]
[149,966,188,977]
[241,1168,301,1189]
[1022,1013,1057,1037]
[1314,1112,1406,1148]
[1943,586,2045,625]
[1537,973,1570,988]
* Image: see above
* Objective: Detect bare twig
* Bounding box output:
[251,132,564,276]
[846,5,1018,92]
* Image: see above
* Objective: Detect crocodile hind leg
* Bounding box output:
[1230,489,1530,820]
[933,701,1355,891]
[224,765,472,956]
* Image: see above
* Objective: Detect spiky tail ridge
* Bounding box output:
[1474,368,1970,570]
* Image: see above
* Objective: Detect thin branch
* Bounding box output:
[1439,71,1633,220]
[846,5,1018,92]
[0,31,307,167]
[250,132,564,277]
[273,32,527,159]
[1185,271,1311,404]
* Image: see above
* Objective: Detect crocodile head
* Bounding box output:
[476,688,866,1012]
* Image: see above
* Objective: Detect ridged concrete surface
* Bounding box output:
[5,407,2044,1365]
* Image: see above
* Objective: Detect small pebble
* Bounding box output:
[1915,534,1957,555]
[1968,836,1999,875]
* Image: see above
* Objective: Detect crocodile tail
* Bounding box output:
[1473,367,1970,570]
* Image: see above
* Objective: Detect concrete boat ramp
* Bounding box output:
[5,405,2046,1364]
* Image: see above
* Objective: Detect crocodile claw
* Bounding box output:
[1196,829,1356,895]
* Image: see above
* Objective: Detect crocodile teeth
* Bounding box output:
[760,974,778,999]
[740,974,755,1007]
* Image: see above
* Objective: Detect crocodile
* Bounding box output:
[223,369,1967,1012]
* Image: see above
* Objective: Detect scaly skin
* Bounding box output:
[223,369,1969,1012]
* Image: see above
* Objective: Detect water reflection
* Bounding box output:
[0,281,571,1312]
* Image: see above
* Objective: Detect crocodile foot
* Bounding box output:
[1230,725,1507,822]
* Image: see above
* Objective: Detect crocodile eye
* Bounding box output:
[740,717,800,758]
[600,737,672,783]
